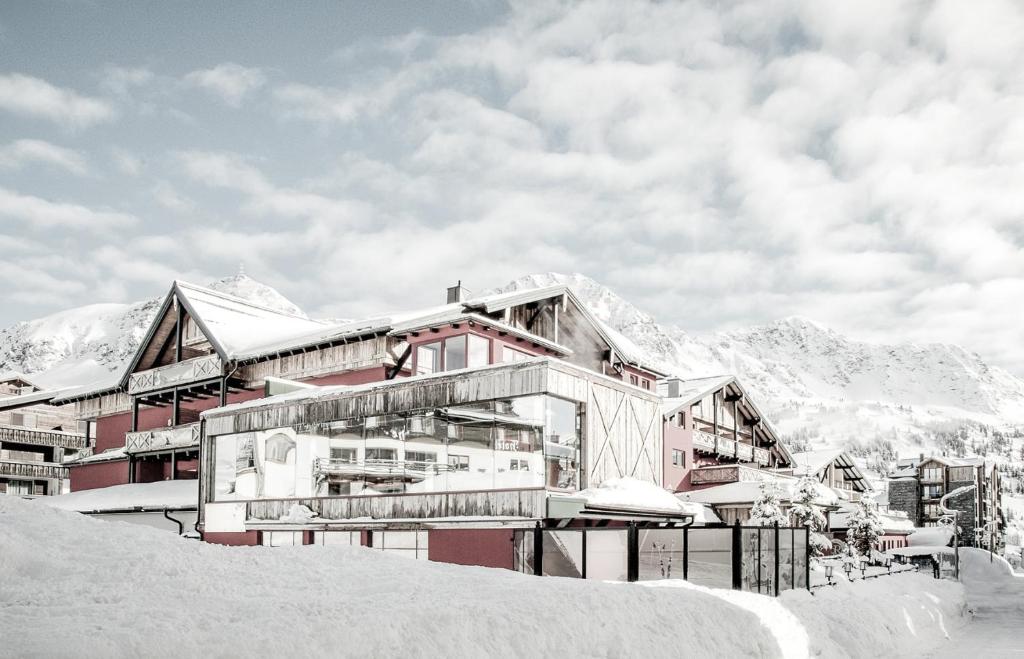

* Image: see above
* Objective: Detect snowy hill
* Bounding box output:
[0,275,304,389]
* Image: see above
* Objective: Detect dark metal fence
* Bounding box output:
[513,521,810,596]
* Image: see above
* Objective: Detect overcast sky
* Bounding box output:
[1,0,1023,376]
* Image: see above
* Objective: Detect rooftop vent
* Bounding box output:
[447,281,472,304]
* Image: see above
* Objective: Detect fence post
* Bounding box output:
[731,520,742,590]
[533,522,543,577]
[773,521,780,597]
[683,526,689,581]
[627,522,639,582]
[581,529,587,580]
[805,526,811,591]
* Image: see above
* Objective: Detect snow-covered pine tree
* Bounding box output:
[749,480,788,526]
[845,498,884,558]
[788,475,831,556]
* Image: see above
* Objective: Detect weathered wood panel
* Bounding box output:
[585,380,662,488]
[209,360,555,435]
[239,337,392,386]
[245,488,546,521]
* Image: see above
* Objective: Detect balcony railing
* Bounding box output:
[0,461,67,480]
[0,425,86,449]
[692,429,771,466]
[692,429,717,452]
[125,423,200,454]
[127,354,223,395]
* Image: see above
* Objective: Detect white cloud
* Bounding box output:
[0,187,136,230]
[110,147,143,176]
[0,139,88,175]
[151,181,195,213]
[0,73,115,127]
[100,65,154,96]
[184,63,266,106]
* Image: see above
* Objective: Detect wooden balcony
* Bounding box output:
[0,425,86,449]
[125,423,200,454]
[692,429,770,466]
[0,460,67,480]
[128,354,223,395]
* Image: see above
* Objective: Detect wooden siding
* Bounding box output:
[238,336,392,386]
[76,392,133,419]
[585,380,662,487]
[245,488,546,522]
[206,360,558,436]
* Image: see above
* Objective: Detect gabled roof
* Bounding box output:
[660,374,792,463]
[659,375,735,414]
[791,448,869,492]
[0,372,39,389]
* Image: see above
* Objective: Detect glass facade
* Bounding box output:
[213,395,582,501]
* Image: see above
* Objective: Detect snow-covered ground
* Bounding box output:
[0,497,977,658]
[930,548,1024,658]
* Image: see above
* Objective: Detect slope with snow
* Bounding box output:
[0,496,969,658]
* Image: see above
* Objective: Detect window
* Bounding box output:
[372,530,429,560]
[671,449,685,467]
[10,413,23,427]
[416,342,441,375]
[365,448,397,462]
[329,447,357,463]
[676,412,685,427]
[629,374,639,386]
[922,467,943,482]
[448,454,470,471]
[502,346,530,362]
[404,450,437,464]
[923,485,943,499]
[641,379,650,390]
[444,335,467,371]
[949,466,974,482]
[468,334,490,367]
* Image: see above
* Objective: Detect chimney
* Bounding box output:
[658,377,683,398]
[446,280,471,304]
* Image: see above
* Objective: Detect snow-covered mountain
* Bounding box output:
[0,275,303,389]
[3,271,1022,473]
[493,273,1024,473]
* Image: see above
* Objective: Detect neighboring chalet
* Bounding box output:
[888,454,1003,546]
[790,449,870,502]
[660,375,794,493]
[0,374,85,497]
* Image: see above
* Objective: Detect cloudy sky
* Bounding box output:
[1,1,1023,376]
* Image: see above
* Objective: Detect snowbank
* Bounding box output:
[781,576,966,657]
[0,496,780,658]
[38,480,198,512]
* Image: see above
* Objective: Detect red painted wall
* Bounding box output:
[203,531,261,546]
[306,366,393,387]
[427,529,515,569]
[663,420,693,492]
[70,460,129,491]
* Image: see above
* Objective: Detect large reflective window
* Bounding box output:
[212,394,582,502]
[444,335,467,371]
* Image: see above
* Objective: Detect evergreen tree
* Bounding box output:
[789,475,831,555]
[749,480,788,526]
[846,498,884,558]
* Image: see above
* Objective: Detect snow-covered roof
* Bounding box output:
[0,372,39,388]
[38,479,197,513]
[678,477,839,508]
[659,375,735,414]
[175,281,332,359]
[570,477,707,517]
[67,446,127,465]
[0,387,67,411]
[791,449,869,491]
[830,503,915,533]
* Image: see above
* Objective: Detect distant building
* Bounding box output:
[0,373,86,496]
[887,454,1002,547]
